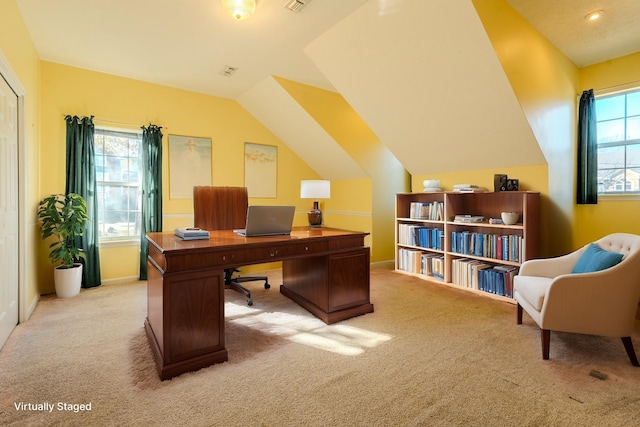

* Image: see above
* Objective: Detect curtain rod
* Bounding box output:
[94,117,143,128]
[580,80,640,96]
[63,114,166,130]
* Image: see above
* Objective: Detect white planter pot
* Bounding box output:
[53,263,83,298]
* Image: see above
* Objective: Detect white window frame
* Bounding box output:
[94,127,143,246]
[595,88,640,199]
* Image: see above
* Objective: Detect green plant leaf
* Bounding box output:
[37,193,89,268]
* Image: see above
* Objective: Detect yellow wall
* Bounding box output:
[322,177,373,249]
[576,52,640,245]
[0,0,42,315]
[38,61,318,293]
[275,77,410,262]
[579,52,640,91]
[473,0,579,256]
[475,0,640,251]
[7,0,640,297]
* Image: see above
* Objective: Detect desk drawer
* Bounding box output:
[148,244,166,272]
[292,240,331,256]
[163,251,249,272]
[235,246,289,264]
[220,241,330,264]
[160,237,363,272]
[164,249,279,272]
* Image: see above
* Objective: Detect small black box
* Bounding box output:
[494,174,508,192]
[506,179,519,191]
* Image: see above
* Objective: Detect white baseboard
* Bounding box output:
[371,260,395,269]
[22,293,40,323]
[101,276,143,286]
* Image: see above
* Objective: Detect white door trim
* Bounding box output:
[0,47,31,323]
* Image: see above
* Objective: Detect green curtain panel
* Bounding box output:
[65,115,102,288]
[139,124,163,280]
[577,89,598,204]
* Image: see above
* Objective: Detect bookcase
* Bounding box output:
[395,191,539,302]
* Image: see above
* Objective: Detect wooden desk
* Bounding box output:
[145,226,373,380]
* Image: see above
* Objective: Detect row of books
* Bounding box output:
[408,201,443,221]
[397,248,444,279]
[451,258,517,298]
[398,224,444,250]
[450,231,524,262]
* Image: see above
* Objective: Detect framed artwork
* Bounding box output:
[244,142,277,198]
[168,135,212,199]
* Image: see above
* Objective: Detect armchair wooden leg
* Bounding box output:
[517,303,523,324]
[541,329,550,360]
[621,337,640,367]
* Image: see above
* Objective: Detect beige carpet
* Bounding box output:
[1,265,639,426]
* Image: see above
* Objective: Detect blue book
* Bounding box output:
[502,236,509,261]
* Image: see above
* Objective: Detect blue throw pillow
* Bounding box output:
[572,243,624,274]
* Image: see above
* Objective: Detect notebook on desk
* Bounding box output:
[233,205,295,237]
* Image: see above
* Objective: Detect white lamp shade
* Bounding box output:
[300,180,330,199]
[221,0,256,20]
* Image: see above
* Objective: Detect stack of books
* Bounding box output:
[452,184,487,193]
[453,214,485,223]
[175,227,210,240]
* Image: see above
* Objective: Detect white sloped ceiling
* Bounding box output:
[238,76,368,180]
[304,0,546,176]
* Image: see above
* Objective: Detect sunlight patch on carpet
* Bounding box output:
[226,301,392,356]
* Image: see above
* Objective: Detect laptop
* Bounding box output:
[233,205,295,237]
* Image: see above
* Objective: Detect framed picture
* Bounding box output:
[244,142,277,198]
[168,135,212,199]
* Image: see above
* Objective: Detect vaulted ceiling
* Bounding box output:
[16,0,640,179]
[506,0,640,67]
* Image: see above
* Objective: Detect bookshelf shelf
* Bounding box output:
[395,191,539,302]
[397,243,445,254]
[399,218,443,224]
[446,221,524,230]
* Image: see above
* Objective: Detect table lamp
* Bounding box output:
[300,180,330,227]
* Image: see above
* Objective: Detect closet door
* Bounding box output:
[0,74,19,349]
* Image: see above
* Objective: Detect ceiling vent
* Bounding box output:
[284,0,312,13]
[220,65,238,77]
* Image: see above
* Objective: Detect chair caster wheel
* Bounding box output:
[265,283,270,289]
[247,299,253,306]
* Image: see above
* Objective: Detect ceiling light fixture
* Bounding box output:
[585,10,605,21]
[221,0,256,20]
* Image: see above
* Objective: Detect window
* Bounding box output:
[595,89,640,194]
[94,128,142,241]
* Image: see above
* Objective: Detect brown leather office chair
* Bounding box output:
[193,186,269,306]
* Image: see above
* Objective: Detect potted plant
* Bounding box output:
[37,193,89,297]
